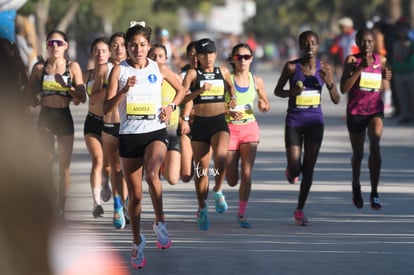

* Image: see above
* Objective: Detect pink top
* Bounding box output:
[347,54,384,115]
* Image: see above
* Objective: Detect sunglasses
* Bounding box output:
[47,40,65,47]
[233,54,252,61]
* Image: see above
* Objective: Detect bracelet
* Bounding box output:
[169,102,177,111]
[326,83,335,90]
[231,95,237,100]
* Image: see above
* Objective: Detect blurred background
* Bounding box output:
[12,0,414,72]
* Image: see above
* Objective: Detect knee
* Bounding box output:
[352,152,364,162]
[240,169,252,182]
[167,175,180,185]
[129,195,142,207]
[227,176,238,187]
[144,169,159,185]
[180,173,193,183]
[91,156,103,169]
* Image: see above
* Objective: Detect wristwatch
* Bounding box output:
[182,115,190,122]
[169,102,176,111]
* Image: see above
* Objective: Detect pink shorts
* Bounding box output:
[228,121,260,150]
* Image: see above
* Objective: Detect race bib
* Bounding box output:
[296,90,320,107]
[126,95,156,120]
[359,72,381,90]
[42,75,70,92]
[200,79,224,97]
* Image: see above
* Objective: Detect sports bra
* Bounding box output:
[40,59,72,98]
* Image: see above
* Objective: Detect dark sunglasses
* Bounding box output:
[47,40,65,47]
[233,54,252,61]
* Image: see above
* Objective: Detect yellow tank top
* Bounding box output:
[161,80,179,136]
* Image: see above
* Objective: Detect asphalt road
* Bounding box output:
[54,68,414,275]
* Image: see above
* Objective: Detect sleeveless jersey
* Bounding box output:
[105,62,113,88]
[161,80,180,136]
[286,59,324,127]
[225,72,257,124]
[347,54,383,115]
[117,59,165,135]
[41,60,72,98]
[191,67,225,105]
[86,63,112,96]
[86,70,93,96]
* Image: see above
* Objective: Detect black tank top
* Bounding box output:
[191,67,225,105]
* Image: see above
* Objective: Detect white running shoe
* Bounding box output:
[153,221,172,249]
[131,234,146,269]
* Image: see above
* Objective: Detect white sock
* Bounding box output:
[92,187,101,205]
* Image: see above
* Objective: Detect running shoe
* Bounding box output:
[100,180,112,202]
[370,195,382,210]
[153,221,172,249]
[237,215,251,228]
[131,234,146,269]
[214,191,228,214]
[294,209,310,226]
[113,207,126,229]
[92,204,104,218]
[197,203,210,230]
[285,167,299,184]
[352,185,364,209]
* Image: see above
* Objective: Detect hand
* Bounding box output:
[258,99,268,112]
[72,98,81,105]
[291,81,303,96]
[159,105,172,122]
[319,62,334,84]
[180,120,190,135]
[228,97,237,109]
[122,76,136,94]
[359,56,370,69]
[382,66,392,81]
[229,110,243,120]
[202,82,212,92]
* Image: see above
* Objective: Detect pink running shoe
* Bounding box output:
[294,210,310,226]
[285,168,299,184]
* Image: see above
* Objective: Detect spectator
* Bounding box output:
[330,17,359,78]
[391,17,414,124]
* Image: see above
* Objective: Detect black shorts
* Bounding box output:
[102,122,120,137]
[119,128,168,158]
[168,135,181,152]
[84,112,103,136]
[37,106,74,136]
[191,114,229,144]
[285,124,324,147]
[346,112,384,133]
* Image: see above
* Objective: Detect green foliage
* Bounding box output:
[152,0,225,12]
[17,0,411,51]
[244,0,393,43]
